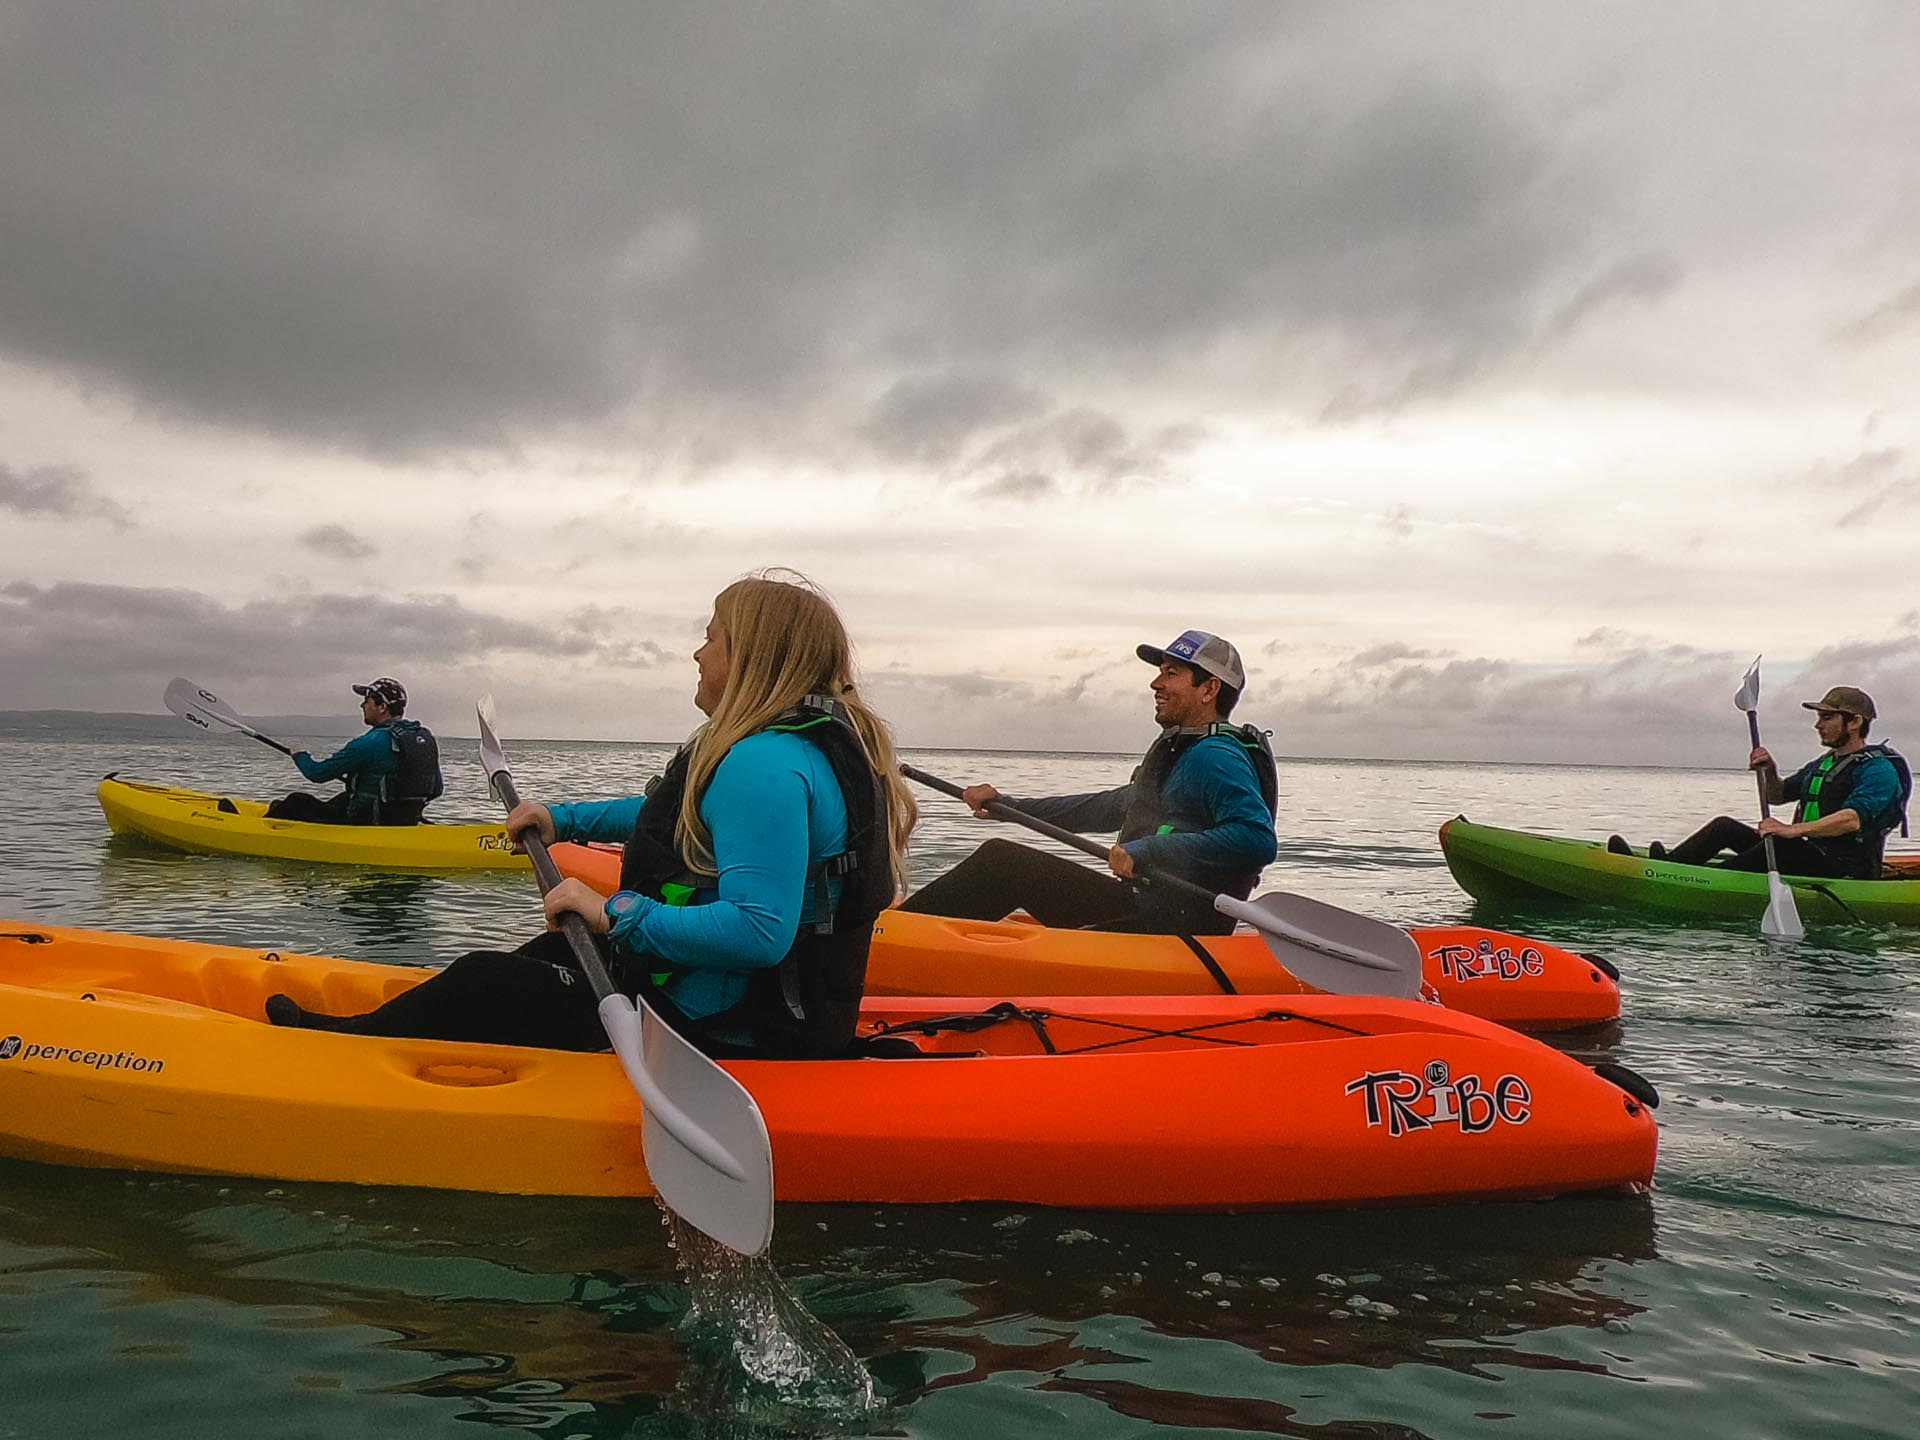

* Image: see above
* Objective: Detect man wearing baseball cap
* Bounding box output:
[901,629,1278,934]
[1643,684,1910,878]
[264,676,444,826]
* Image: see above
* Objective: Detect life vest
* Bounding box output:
[1796,742,1912,873]
[616,696,891,1058]
[334,725,392,822]
[1118,721,1278,901]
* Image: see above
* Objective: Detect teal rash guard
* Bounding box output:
[1013,733,1278,880]
[1783,751,1900,827]
[293,725,396,792]
[547,730,852,1021]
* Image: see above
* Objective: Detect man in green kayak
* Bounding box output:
[899,629,1278,934]
[1628,685,1911,879]
[264,677,444,826]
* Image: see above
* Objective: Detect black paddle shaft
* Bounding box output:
[489,768,618,1004]
[1744,708,1788,875]
[900,763,1216,907]
[1745,711,1774,819]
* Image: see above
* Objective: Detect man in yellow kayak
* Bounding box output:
[264,677,444,826]
[1625,685,1911,878]
[900,629,1278,934]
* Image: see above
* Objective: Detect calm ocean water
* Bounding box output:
[1,722,1916,1438]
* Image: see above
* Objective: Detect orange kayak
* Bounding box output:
[552,843,1620,1032]
[0,921,1656,1210]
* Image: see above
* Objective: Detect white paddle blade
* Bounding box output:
[1762,873,1805,941]
[1734,656,1762,713]
[475,694,510,800]
[165,677,249,734]
[599,994,775,1256]
[1216,891,1424,999]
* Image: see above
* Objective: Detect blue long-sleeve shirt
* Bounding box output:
[1783,750,1902,828]
[547,730,851,1021]
[1011,734,1278,887]
[292,725,394,793]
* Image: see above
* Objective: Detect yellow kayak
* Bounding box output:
[96,776,529,872]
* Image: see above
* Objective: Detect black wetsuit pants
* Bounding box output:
[898,837,1233,935]
[265,791,364,824]
[1665,816,1857,878]
[289,931,760,1058]
[264,792,424,825]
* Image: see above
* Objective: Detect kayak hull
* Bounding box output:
[554,843,1619,1031]
[98,777,529,872]
[1441,816,1920,926]
[0,922,1656,1210]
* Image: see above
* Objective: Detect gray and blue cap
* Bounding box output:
[1136,630,1246,690]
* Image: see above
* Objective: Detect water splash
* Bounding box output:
[660,1204,881,1436]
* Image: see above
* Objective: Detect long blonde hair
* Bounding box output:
[676,570,916,890]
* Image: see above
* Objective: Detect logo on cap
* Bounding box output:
[1137,630,1247,691]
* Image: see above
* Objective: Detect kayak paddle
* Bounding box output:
[165,677,296,756]
[476,694,774,1257]
[901,763,1423,1000]
[1733,658,1805,940]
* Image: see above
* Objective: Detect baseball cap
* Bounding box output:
[352,677,407,709]
[1801,685,1874,720]
[1136,630,1246,690]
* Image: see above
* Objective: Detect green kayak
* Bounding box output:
[1440,816,1920,927]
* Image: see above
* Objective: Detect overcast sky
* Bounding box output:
[3,4,1916,765]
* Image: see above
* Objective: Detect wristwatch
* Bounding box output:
[604,889,644,923]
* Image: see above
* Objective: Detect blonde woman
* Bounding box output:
[268,571,915,1059]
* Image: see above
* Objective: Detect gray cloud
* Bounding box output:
[863,624,1920,763]
[1352,641,1448,667]
[554,606,673,670]
[1574,627,1642,651]
[299,524,377,560]
[1542,251,1684,339]
[0,581,645,700]
[1272,646,1749,764]
[1798,446,1920,527]
[870,664,1008,702]
[1839,476,1920,528]
[1833,279,1920,346]
[881,385,1207,497]
[1799,628,1920,702]
[0,461,130,526]
[864,663,1144,752]
[864,372,1050,466]
[973,471,1055,502]
[0,5,1608,460]
[1837,449,1920,526]
[971,408,1173,492]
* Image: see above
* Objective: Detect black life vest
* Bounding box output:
[1118,721,1278,901]
[616,696,891,1058]
[1795,742,1912,873]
